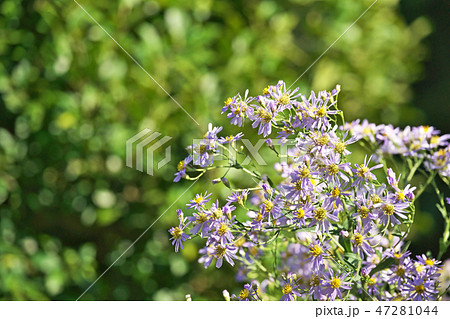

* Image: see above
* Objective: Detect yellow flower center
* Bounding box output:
[282,283,292,295]
[425,258,435,266]
[416,263,424,273]
[334,141,346,154]
[327,164,339,175]
[194,195,204,204]
[430,135,439,145]
[217,223,229,236]
[262,111,273,123]
[224,97,233,106]
[331,277,341,289]
[177,160,185,171]
[415,285,425,294]
[311,275,321,287]
[211,208,223,219]
[395,266,405,277]
[383,204,395,216]
[256,212,263,222]
[235,237,246,247]
[358,206,369,219]
[357,166,368,177]
[331,187,340,197]
[199,144,207,154]
[263,86,270,95]
[300,167,310,178]
[353,233,363,246]
[171,227,183,239]
[368,278,376,286]
[371,195,381,204]
[263,200,274,212]
[309,244,323,257]
[314,208,327,221]
[317,106,326,117]
[293,180,303,191]
[279,95,290,105]
[215,246,226,258]
[396,192,405,201]
[239,289,249,299]
[317,135,330,146]
[195,212,208,224]
[296,208,305,219]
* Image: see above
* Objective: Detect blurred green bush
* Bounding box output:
[0,0,434,300]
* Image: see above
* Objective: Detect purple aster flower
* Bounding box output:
[309,265,326,300]
[366,274,382,297]
[351,224,374,258]
[189,140,215,167]
[187,192,212,210]
[218,132,244,144]
[214,244,238,268]
[227,189,249,205]
[376,198,409,227]
[332,130,360,156]
[353,198,377,231]
[237,283,258,301]
[168,223,190,252]
[268,80,301,111]
[385,247,411,263]
[323,270,352,300]
[345,119,379,143]
[259,192,283,220]
[305,239,329,268]
[323,181,351,213]
[251,99,277,137]
[291,203,314,228]
[280,273,303,301]
[173,155,192,182]
[393,184,416,203]
[187,209,211,237]
[319,152,351,184]
[352,155,383,187]
[247,208,266,231]
[198,245,215,268]
[208,216,236,246]
[221,94,238,114]
[362,251,382,272]
[308,205,339,233]
[386,168,400,190]
[386,260,410,286]
[226,90,255,127]
[416,254,442,273]
[402,275,439,301]
[282,169,315,202]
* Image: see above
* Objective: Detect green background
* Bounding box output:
[0,0,448,300]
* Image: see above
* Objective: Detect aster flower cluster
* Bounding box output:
[169,81,446,301]
[345,120,450,260]
[345,120,450,177]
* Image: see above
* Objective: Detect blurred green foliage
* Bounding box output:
[0,0,440,300]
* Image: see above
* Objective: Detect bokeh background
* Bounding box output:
[0,0,448,300]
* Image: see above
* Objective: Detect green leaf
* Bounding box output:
[369,257,396,276]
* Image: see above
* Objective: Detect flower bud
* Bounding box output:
[221,177,231,188]
[222,289,230,301]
